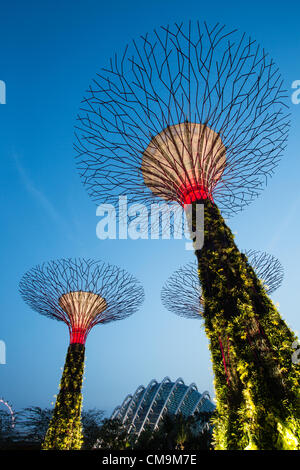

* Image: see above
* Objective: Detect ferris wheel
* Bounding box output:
[0,398,15,429]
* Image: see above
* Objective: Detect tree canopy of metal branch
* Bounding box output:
[19,258,145,337]
[162,261,204,320]
[243,249,284,294]
[75,21,290,217]
[161,250,283,319]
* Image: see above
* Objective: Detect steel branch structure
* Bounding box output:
[75,21,289,217]
[243,249,284,295]
[161,250,284,319]
[162,261,204,320]
[74,21,299,450]
[19,258,144,344]
[19,258,144,450]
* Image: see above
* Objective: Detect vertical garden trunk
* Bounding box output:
[42,343,85,450]
[192,200,300,450]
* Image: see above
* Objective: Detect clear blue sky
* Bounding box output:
[0,0,299,417]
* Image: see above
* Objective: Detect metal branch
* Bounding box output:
[19,258,145,343]
[75,21,290,218]
[161,250,283,319]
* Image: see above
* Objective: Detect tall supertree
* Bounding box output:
[19,258,144,450]
[74,22,299,449]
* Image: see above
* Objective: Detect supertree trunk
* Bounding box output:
[42,343,85,450]
[20,258,144,451]
[193,200,300,450]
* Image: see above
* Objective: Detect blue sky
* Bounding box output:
[0,0,300,417]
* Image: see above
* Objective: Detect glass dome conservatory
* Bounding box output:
[111,377,215,438]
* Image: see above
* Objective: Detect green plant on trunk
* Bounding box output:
[193,200,300,450]
[42,344,85,450]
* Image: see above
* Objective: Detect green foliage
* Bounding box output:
[42,343,85,450]
[9,406,104,449]
[17,407,52,444]
[94,412,214,451]
[0,410,14,448]
[94,418,130,450]
[193,200,300,450]
[81,408,105,449]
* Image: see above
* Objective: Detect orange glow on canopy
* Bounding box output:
[141,122,226,204]
[59,291,107,344]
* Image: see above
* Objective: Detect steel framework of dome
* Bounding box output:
[111,377,215,438]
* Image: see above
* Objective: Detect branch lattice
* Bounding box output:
[75,21,290,217]
[243,249,284,294]
[19,258,145,341]
[161,250,284,319]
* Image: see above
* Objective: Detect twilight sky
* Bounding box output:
[0,0,299,417]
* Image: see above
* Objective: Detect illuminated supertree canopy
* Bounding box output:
[161,250,284,319]
[75,21,290,217]
[74,21,299,450]
[19,258,144,450]
[20,258,144,345]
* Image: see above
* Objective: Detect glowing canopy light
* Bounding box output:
[142,122,226,205]
[19,258,144,346]
[59,291,107,344]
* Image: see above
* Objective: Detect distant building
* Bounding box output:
[111,377,215,438]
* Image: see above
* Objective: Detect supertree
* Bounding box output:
[19,258,144,450]
[161,250,284,320]
[161,251,285,384]
[74,22,299,449]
